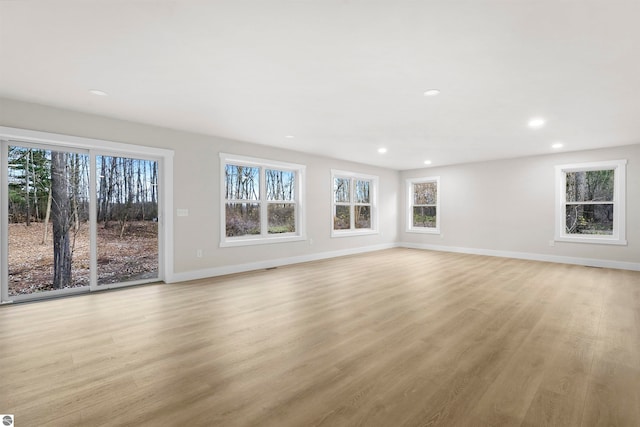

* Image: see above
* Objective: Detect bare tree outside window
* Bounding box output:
[413,182,437,228]
[332,173,376,233]
[354,180,371,228]
[555,160,626,245]
[96,155,159,285]
[565,170,614,235]
[224,162,299,238]
[406,177,440,234]
[266,169,296,234]
[51,151,73,288]
[225,164,261,237]
[7,146,159,296]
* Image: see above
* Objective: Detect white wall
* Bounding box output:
[0,98,399,280]
[2,97,638,277]
[400,144,640,268]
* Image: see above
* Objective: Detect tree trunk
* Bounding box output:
[151,162,157,205]
[99,157,108,222]
[25,150,31,226]
[42,188,52,245]
[70,154,80,232]
[103,157,117,228]
[31,149,40,222]
[51,151,72,289]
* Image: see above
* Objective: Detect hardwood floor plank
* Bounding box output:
[1,248,638,426]
[580,360,640,426]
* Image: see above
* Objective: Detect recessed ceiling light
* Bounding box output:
[89,89,108,96]
[551,142,564,149]
[423,89,440,97]
[528,117,546,128]
[285,135,294,139]
[424,160,432,165]
[378,148,387,154]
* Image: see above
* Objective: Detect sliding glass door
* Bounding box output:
[6,144,91,299]
[2,136,166,302]
[95,155,159,287]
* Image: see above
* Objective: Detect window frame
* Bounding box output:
[330,169,378,237]
[554,159,626,245]
[220,153,306,247]
[1,126,174,303]
[406,176,441,234]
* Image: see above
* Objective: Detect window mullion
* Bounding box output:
[565,201,614,206]
[260,167,267,236]
[350,178,355,230]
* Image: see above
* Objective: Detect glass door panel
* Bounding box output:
[96,155,159,286]
[7,145,90,298]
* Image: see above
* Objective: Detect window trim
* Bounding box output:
[220,153,306,247]
[406,176,441,234]
[330,169,379,238]
[554,159,627,245]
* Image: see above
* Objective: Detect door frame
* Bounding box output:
[1,127,174,303]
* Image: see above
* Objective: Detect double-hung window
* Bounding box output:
[406,176,440,234]
[555,160,626,245]
[331,170,378,237]
[220,153,305,246]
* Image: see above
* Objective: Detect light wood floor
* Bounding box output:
[1,248,639,426]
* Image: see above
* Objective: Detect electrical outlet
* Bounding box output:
[548,240,555,247]
[196,249,203,258]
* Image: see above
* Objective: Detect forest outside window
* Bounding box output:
[331,170,378,237]
[406,176,440,234]
[555,160,626,245]
[220,153,305,247]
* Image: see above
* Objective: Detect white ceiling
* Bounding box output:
[1,1,639,170]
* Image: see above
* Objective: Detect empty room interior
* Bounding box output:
[1,1,639,426]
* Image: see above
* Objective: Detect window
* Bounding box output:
[220,153,305,246]
[555,160,626,245]
[331,170,378,237]
[406,176,440,234]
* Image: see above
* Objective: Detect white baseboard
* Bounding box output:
[167,241,638,283]
[399,242,640,272]
[167,243,399,283]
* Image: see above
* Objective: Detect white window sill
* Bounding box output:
[554,235,627,246]
[331,229,378,238]
[220,234,306,247]
[406,227,440,235]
